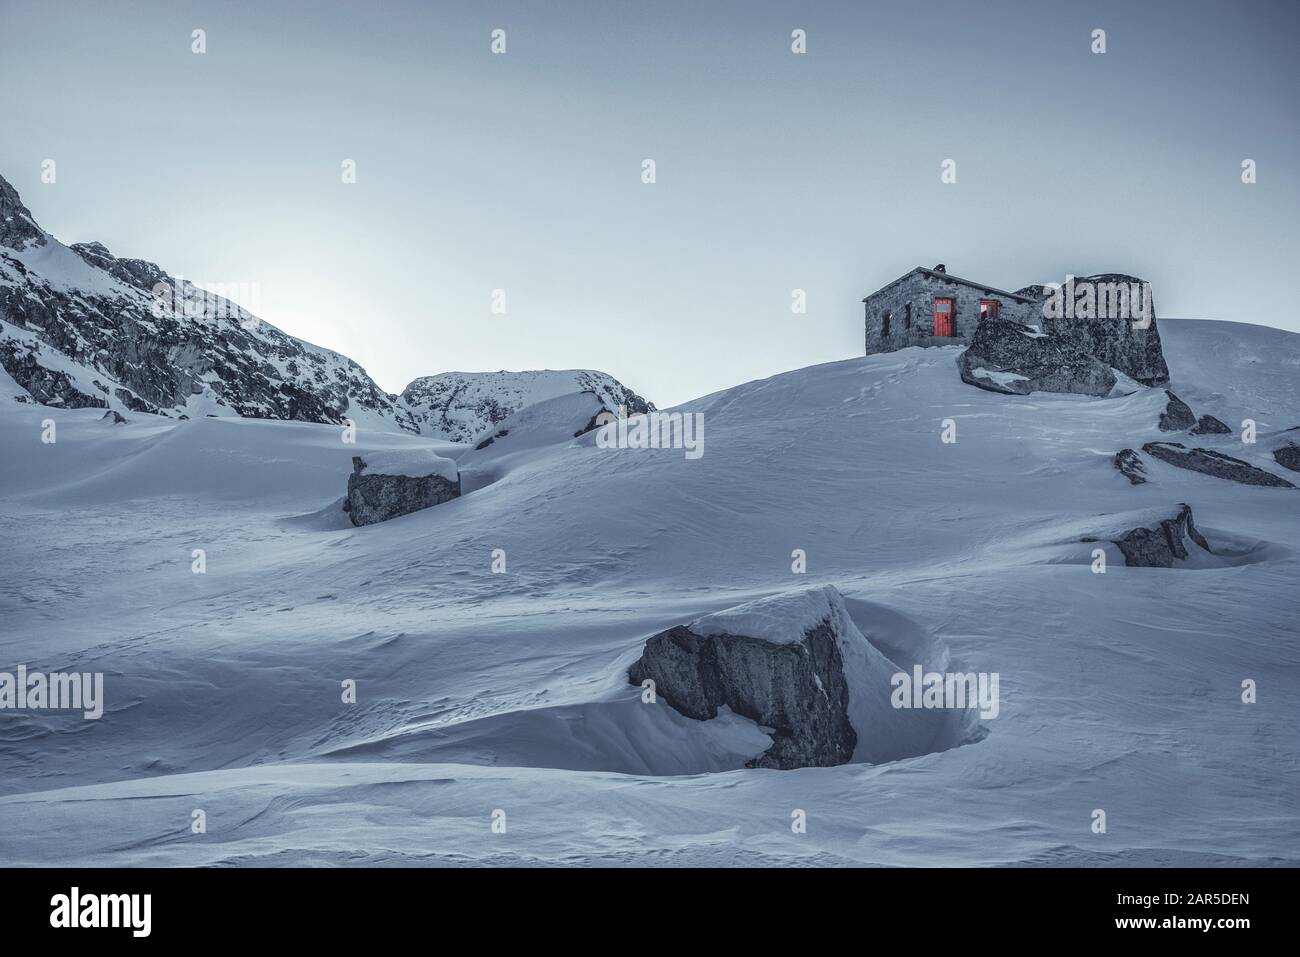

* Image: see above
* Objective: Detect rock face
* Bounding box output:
[630,619,857,769]
[1143,442,1296,488]
[628,587,868,769]
[1274,444,1300,473]
[626,585,970,771]
[399,370,653,443]
[958,318,1117,397]
[1114,448,1148,485]
[1110,504,1212,567]
[1191,414,1232,435]
[0,174,420,428]
[1038,273,1170,386]
[1157,391,1196,431]
[344,453,461,526]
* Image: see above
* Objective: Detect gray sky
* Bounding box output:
[2,0,1296,406]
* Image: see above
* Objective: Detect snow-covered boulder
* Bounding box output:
[958,317,1117,397]
[343,450,460,526]
[1142,441,1296,488]
[627,585,961,770]
[1099,504,1213,567]
[1157,390,1196,431]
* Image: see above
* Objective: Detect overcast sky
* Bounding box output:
[2,0,1296,406]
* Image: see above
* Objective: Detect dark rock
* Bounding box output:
[1274,444,1300,473]
[344,455,461,527]
[1157,391,1196,431]
[0,175,46,249]
[1190,414,1232,435]
[629,619,856,770]
[101,410,127,425]
[1143,442,1296,488]
[1114,448,1147,485]
[0,338,106,409]
[958,317,1117,397]
[1039,273,1170,386]
[1111,504,1212,568]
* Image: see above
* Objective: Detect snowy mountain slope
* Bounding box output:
[399,369,653,442]
[0,173,651,440]
[0,173,418,429]
[0,318,1296,866]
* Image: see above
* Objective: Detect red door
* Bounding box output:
[933,298,954,337]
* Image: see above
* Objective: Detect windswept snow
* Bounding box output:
[689,584,845,645]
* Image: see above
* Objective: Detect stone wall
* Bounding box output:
[864,270,1038,355]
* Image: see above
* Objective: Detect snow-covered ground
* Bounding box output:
[0,319,1296,866]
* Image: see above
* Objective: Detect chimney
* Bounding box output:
[933,263,946,274]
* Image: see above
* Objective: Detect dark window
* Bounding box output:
[979,299,1000,320]
[882,310,891,338]
[905,303,912,329]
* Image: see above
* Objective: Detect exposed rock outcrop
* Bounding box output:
[1157,391,1196,431]
[0,176,420,428]
[1191,414,1232,435]
[0,335,107,409]
[343,453,461,526]
[630,618,857,769]
[1143,442,1296,488]
[101,410,127,425]
[1038,273,1170,386]
[0,175,45,250]
[1114,448,1148,485]
[1274,443,1300,474]
[1109,504,1212,567]
[958,318,1117,397]
[627,585,971,771]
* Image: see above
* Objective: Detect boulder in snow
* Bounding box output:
[343,451,461,526]
[1190,414,1232,435]
[1274,443,1300,474]
[1109,504,1212,568]
[627,585,965,770]
[1114,448,1147,485]
[958,318,1117,397]
[101,410,127,425]
[1038,273,1170,386]
[1157,390,1196,431]
[1142,442,1295,489]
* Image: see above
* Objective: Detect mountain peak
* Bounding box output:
[0,172,47,250]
